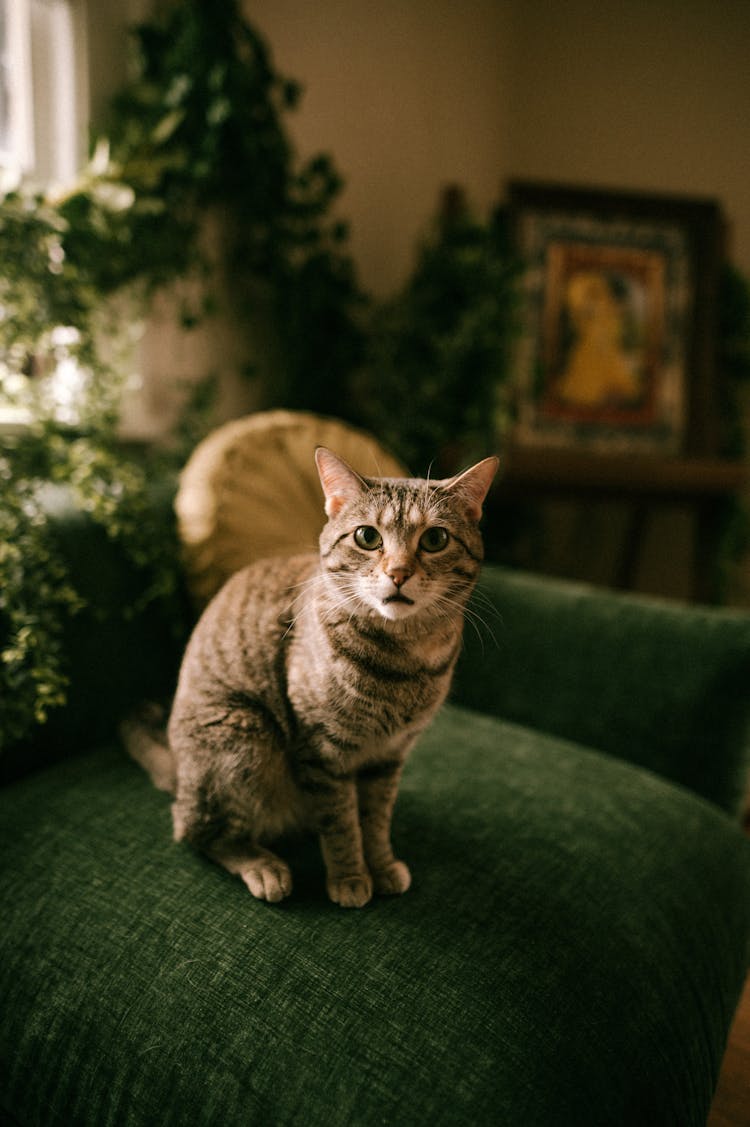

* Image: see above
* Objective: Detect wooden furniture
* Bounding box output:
[493,446,747,603]
[708,972,750,1125]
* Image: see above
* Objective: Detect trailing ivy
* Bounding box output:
[0,464,82,746]
[0,414,188,752]
[0,0,363,749]
[100,0,366,411]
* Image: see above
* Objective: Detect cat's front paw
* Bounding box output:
[373,860,411,896]
[327,872,373,909]
[239,856,293,903]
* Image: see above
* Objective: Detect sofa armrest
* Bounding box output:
[452,565,750,815]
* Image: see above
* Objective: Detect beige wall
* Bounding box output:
[244,0,513,297]
[84,0,134,124]
[97,2,750,297]
[507,0,750,273]
[247,0,750,292]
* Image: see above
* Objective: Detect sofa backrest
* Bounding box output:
[452,565,750,816]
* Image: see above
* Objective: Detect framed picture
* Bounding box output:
[509,181,724,455]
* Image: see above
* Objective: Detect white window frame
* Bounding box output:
[0,0,35,179]
[0,0,86,186]
[0,0,89,430]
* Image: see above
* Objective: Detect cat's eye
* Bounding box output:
[354,525,383,550]
[419,527,449,553]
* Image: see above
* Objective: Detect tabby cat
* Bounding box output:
[125,447,497,908]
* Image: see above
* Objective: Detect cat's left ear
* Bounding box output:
[441,456,499,521]
[315,447,368,517]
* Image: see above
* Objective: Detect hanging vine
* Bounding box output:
[0,0,363,750]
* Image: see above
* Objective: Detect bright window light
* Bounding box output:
[0,0,84,186]
[0,0,35,181]
[0,0,88,428]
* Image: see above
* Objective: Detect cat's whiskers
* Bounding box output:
[319,580,366,627]
[286,572,326,598]
[466,590,503,645]
[285,576,321,610]
[421,462,435,505]
[281,572,329,637]
[431,590,498,651]
[466,586,502,622]
[283,583,362,639]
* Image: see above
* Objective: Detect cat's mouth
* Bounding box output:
[382,593,415,606]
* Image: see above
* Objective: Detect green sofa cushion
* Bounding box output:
[2,704,748,1126]
[454,567,750,815]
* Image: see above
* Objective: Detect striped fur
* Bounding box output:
[145,449,497,908]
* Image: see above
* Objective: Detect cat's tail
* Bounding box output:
[119,701,176,794]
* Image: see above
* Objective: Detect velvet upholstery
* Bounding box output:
[1,491,750,1125]
[2,707,749,1126]
[454,566,750,815]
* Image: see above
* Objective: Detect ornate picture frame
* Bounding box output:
[509,181,724,456]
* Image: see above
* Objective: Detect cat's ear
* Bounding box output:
[315,447,368,517]
[440,456,499,521]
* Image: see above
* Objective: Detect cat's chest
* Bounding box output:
[288,613,457,737]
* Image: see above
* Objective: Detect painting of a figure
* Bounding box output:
[556,272,642,406]
[507,181,722,454]
[539,241,666,428]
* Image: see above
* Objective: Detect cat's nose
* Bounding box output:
[386,565,413,588]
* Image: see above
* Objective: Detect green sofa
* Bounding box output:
[2,498,750,1126]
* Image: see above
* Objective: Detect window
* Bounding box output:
[0,0,87,429]
[0,0,85,185]
[0,0,34,180]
